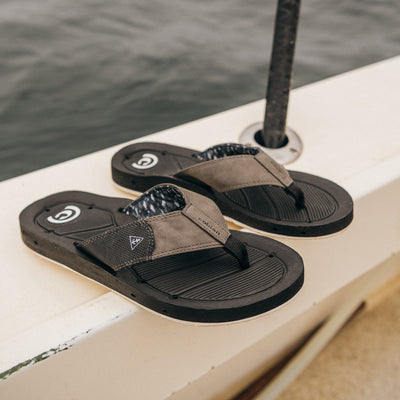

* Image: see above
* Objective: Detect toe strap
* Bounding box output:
[286,182,305,209]
[224,235,250,269]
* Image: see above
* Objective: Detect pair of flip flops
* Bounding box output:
[20,142,353,324]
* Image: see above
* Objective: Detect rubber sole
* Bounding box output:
[19,191,304,324]
[111,142,354,237]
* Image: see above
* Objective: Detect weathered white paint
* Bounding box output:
[0,56,399,400]
[0,293,135,379]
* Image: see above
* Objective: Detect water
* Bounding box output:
[1,0,399,181]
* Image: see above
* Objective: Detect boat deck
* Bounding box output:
[277,283,400,400]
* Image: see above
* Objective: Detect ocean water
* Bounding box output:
[0,0,399,181]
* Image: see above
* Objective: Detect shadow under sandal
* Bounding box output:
[19,184,304,323]
[112,142,354,237]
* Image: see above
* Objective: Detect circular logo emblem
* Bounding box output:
[47,205,81,224]
[132,153,158,170]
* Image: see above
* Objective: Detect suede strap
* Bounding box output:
[175,149,304,208]
[76,185,249,271]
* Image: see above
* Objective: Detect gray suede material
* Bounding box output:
[182,204,230,244]
[175,151,293,192]
[179,187,229,241]
[148,212,223,259]
[255,151,293,187]
[145,185,231,261]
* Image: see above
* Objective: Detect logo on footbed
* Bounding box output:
[47,205,81,224]
[129,235,144,250]
[132,153,158,169]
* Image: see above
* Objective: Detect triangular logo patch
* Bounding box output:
[129,235,144,251]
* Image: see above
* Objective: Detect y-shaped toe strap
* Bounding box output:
[224,235,250,269]
[286,182,305,209]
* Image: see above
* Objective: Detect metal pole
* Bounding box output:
[261,0,301,148]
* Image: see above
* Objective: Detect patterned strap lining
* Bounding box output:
[123,185,185,218]
[195,143,259,161]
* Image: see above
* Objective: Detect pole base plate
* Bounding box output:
[239,122,303,164]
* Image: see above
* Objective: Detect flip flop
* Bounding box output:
[19,184,304,323]
[112,142,354,237]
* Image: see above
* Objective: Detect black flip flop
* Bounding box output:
[19,184,304,323]
[112,142,354,237]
